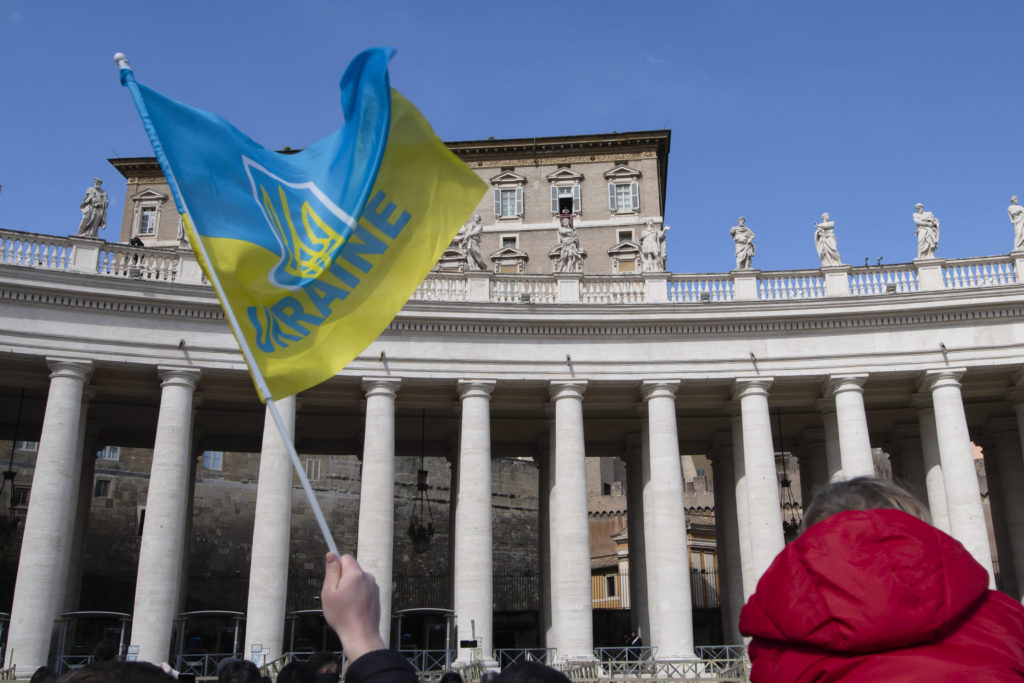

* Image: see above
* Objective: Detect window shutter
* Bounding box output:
[609,183,616,211]
[515,187,523,216]
[551,185,558,214]
[630,181,639,211]
[494,188,501,217]
[573,184,581,213]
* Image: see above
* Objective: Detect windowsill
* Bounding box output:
[496,216,523,222]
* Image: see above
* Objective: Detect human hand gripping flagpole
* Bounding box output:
[114,52,340,558]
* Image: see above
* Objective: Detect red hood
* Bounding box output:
[739,509,989,654]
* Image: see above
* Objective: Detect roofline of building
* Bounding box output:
[108,129,672,215]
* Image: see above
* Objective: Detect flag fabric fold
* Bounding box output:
[120,48,486,400]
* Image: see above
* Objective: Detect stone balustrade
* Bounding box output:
[2,228,1021,302]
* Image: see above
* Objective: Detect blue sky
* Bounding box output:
[1,1,1022,274]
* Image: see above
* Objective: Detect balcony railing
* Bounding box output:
[2,228,1020,305]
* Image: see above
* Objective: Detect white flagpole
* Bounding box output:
[115,53,341,559]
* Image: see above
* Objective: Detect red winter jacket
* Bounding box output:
[739,509,1024,682]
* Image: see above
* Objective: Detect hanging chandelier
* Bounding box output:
[407,409,435,554]
[775,408,803,542]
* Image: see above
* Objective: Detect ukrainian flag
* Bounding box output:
[119,48,485,400]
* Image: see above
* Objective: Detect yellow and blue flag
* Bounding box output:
[119,48,485,401]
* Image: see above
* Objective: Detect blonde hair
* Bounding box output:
[803,477,931,531]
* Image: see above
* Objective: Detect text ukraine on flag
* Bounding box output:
[120,48,486,401]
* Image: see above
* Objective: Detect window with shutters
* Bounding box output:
[603,165,641,214]
[546,167,583,215]
[490,170,527,220]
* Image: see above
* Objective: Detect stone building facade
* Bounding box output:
[1,129,1024,678]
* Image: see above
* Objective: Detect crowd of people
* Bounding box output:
[24,477,1024,683]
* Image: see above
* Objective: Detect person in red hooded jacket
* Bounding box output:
[739,477,1024,682]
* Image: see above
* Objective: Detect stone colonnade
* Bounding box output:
[4,363,1018,674]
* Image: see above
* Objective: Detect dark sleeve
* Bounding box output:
[344,650,418,683]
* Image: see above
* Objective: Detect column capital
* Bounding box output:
[920,368,967,392]
[824,374,868,395]
[157,366,201,388]
[549,380,587,401]
[732,377,773,400]
[45,358,93,382]
[361,377,400,399]
[457,379,496,400]
[641,380,680,403]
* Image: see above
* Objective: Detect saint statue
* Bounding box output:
[913,203,940,259]
[76,178,109,238]
[458,214,487,271]
[730,217,756,269]
[1009,196,1024,252]
[814,212,841,267]
[555,213,582,273]
[640,218,669,272]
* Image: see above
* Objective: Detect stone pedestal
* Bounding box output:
[131,367,201,664]
[245,395,297,663]
[555,274,581,303]
[821,265,851,297]
[6,360,92,677]
[67,236,103,274]
[643,273,669,303]
[465,271,492,302]
[176,247,205,285]
[914,257,946,291]
[731,269,760,301]
[357,378,401,644]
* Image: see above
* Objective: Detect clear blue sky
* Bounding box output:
[2,1,1022,274]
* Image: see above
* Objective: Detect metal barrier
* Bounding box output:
[398,649,453,673]
[494,648,557,669]
[56,655,93,674]
[593,646,656,676]
[174,653,237,678]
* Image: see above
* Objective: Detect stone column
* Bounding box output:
[623,436,649,644]
[130,367,201,664]
[357,378,401,645]
[548,381,593,661]
[816,399,844,482]
[725,403,755,601]
[711,432,742,644]
[923,369,995,584]
[996,400,1024,597]
[889,424,928,507]
[641,381,695,659]
[62,415,98,615]
[827,375,875,478]
[454,380,496,663]
[911,393,950,534]
[543,417,559,649]
[733,378,785,585]
[979,423,1019,597]
[534,445,553,648]
[800,428,829,500]
[638,425,660,646]
[244,395,297,663]
[6,360,92,677]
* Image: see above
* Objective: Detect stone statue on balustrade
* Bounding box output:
[913,203,940,259]
[814,212,841,267]
[640,218,669,272]
[458,214,487,271]
[1008,196,1024,252]
[730,217,756,269]
[555,214,582,273]
[76,178,109,238]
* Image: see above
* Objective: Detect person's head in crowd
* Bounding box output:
[31,666,58,683]
[92,639,118,663]
[217,659,260,683]
[802,476,931,531]
[439,672,463,683]
[274,661,314,683]
[306,653,339,683]
[57,662,176,683]
[495,662,571,683]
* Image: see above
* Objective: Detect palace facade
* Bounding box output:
[1,130,1023,677]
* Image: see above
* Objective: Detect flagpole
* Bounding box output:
[114,53,341,560]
